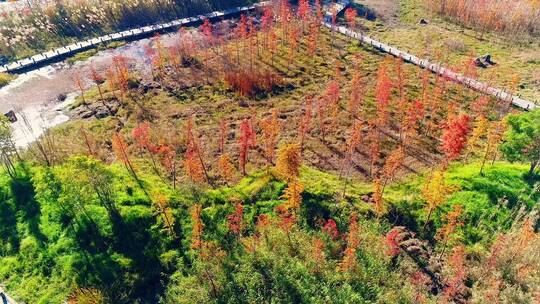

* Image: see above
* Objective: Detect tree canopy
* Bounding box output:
[501,109,540,176]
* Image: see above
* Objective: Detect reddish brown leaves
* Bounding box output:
[384,228,401,257]
[239,117,257,175]
[340,213,360,272]
[184,118,207,184]
[375,63,393,128]
[441,114,472,161]
[224,69,282,97]
[348,71,364,117]
[297,0,310,21]
[112,132,133,171]
[261,6,274,31]
[344,7,358,28]
[132,122,157,153]
[227,201,244,236]
[322,219,339,239]
[443,246,468,301]
[324,80,341,117]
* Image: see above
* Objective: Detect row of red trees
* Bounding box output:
[69,1,510,235]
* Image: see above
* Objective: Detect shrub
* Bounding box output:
[0,72,15,88]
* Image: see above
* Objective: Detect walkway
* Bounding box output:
[325,0,538,111]
[0,1,270,74]
[2,0,537,111]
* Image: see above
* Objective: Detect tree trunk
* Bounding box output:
[529,158,539,177]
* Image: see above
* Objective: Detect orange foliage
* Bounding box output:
[218,154,235,184]
[281,181,304,212]
[238,117,257,175]
[275,143,302,182]
[260,109,281,164]
[190,204,204,250]
[224,69,282,97]
[340,213,360,272]
[227,201,244,236]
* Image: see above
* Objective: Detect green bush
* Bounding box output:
[0,72,15,88]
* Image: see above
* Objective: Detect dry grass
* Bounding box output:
[38,21,504,188]
[424,0,540,39]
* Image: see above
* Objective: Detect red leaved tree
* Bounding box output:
[238,117,257,175]
[325,80,341,120]
[112,132,138,180]
[227,201,244,237]
[261,6,274,49]
[297,0,310,31]
[441,114,472,162]
[341,120,363,196]
[132,122,160,173]
[322,219,339,239]
[375,62,393,129]
[184,117,211,185]
[89,65,105,102]
[345,7,358,28]
[348,71,365,118]
[402,99,425,145]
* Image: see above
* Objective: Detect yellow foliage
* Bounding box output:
[275,143,301,181]
[422,169,458,215]
[281,181,304,212]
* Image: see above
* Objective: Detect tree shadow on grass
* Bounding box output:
[0,186,19,254]
[10,174,47,245]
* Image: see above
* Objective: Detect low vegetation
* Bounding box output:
[0,72,15,89]
[0,1,539,303]
[0,0,256,61]
[424,0,540,39]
